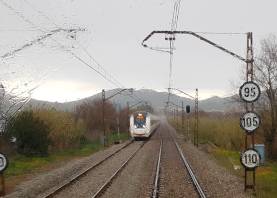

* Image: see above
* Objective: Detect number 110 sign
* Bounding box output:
[241,149,261,169]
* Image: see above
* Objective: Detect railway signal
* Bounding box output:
[240,112,260,133]
[186,105,190,113]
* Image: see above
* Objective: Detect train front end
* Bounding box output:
[129,112,151,139]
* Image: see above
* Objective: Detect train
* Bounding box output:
[129,111,160,140]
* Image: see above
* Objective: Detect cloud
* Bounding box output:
[32,80,100,102]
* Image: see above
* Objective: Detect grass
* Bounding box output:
[2,131,130,193]
[212,148,277,198]
[4,139,103,178]
[255,161,277,198]
[170,116,277,198]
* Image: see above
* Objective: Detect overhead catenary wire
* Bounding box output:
[1,0,120,88]
[2,0,144,105]
[22,0,146,104]
[167,0,182,104]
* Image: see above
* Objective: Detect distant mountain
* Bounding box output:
[25,89,241,112]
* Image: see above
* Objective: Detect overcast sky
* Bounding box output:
[1,0,277,102]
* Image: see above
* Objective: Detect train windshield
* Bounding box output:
[134,113,146,128]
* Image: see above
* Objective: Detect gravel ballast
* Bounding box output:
[101,128,161,198]
[52,141,142,198]
[5,141,132,198]
[166,122,249,198]
[159,124,199,198]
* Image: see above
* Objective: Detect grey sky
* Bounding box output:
[1,0,277,102]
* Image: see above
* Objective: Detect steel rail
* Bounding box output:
[152,140,163,198]
[42,140,133,198]
[173,139,206,198]
[91,141,146,198]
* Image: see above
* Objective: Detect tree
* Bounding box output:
[6,110,50,156]
[75,99,117,139]
[255,35,277,158]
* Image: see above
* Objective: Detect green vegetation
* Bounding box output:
[256,162,277,198]
[6,110,50,156]
[106,132,129,145]
[4,139,102,177]
[34,109,86,151]
[170,113,277,197]
[198,115,245,150]
[4,131,129,178]
[212,148,277,198]
[0,101,130,193]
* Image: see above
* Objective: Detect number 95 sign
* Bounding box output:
[239,81,261,103]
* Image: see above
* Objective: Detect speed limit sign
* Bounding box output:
[240,149,260,169]
[240,111,260,132]
[0,153,8,173]
[239,81,261,103]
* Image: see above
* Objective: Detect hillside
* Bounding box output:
[25,89,240,112]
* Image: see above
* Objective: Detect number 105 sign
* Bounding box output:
[240,112,260,133]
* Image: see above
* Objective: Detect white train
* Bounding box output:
[129,111,159,140]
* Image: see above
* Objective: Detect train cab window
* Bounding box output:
[134,113,146,128]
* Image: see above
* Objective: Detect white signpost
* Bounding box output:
[239,80,261,191]
[240,112,260,132]
[241,149,261,169]
[239,81,261,103]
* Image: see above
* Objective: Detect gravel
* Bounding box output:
[5,141,132,198]
[52,141,142,198]
[101,129,161,198]
[166,122,250,198]
[159,123,199,198]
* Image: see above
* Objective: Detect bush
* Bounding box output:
[33,109,86,151]
[7,110,50,156]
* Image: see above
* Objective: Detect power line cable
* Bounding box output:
[1,0,122,89]
[3,0,144,106]
[23,0,127,90]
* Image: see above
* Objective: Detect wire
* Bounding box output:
[0,0,45,32]
[0,29,39,32]
[168,0,182,104]
[1,0,122,89]
[23,0,128,90]
[3,0,146,106]
[23,0,60,28]
[193,31,247,35]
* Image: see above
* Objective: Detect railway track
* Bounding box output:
[152,123,207,198]
[91,141,146,198]
[172,137,206,198]
[41,140,135,198]
[92,127,160,198]
[152,140,162,198]
[42,122,206,198]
